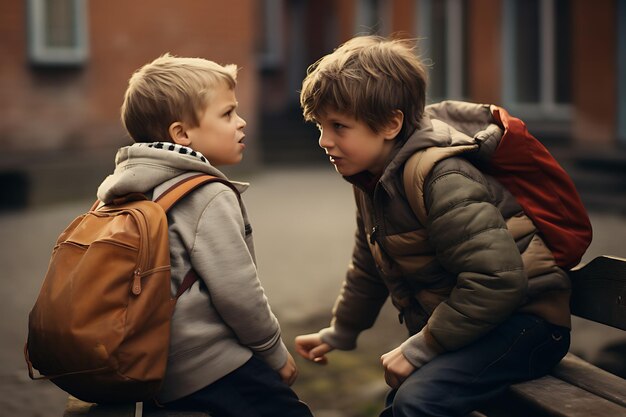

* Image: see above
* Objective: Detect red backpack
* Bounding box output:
[403,105,592,270]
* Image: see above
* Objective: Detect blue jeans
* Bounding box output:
[165,356,313,417]
[380,314,570,417]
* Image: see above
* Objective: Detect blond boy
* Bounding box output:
[97,54,312,417]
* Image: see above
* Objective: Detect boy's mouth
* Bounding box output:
[238,136,245,143]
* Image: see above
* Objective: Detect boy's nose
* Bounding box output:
[238,115,247,129]
[318,132,332,149]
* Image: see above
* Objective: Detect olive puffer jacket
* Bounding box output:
[319,101,571,369]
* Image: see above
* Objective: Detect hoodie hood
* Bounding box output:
[97,142,248,203]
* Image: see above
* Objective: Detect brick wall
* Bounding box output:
[0,0,259,157]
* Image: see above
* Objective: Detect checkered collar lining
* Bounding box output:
[136,142,208,164]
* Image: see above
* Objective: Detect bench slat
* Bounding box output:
[508,375,626,417]
[553,353,626,408]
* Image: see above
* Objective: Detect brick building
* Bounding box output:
[1,0,259,154]
[1,0,625,205]
[258,0,625,153]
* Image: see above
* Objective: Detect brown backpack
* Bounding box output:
[25,173,239,404]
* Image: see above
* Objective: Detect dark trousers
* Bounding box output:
[166,356,313,417]
[380,314,570,417]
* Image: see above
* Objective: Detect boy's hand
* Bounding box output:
[278,353,299,386]
[381,346,416,389]
[294,333,333,364]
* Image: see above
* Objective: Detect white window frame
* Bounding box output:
[259,0,284,70]
[355,0,391,36]
[502,0,571,120]
[27,0,89,66]
[619,0,626,144]
[416,0,465,101]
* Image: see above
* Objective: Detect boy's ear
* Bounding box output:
[382,110,404,140]
[168,121,192,146]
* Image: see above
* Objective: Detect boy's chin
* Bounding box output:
[211,155,244,167]
[333,166,357,177]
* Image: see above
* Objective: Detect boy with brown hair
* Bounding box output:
[295,35,571,416]
[98,54,312,417]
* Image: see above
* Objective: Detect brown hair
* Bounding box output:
[300,35,427,140]
[121,53,238,143]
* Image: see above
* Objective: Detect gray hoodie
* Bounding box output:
[97,143,288,403]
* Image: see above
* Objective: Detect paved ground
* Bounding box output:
[2,165,625,416]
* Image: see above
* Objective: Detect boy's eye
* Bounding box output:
[333,123,345,130]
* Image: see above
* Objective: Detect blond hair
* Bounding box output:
[300,35,427,140]
[121,53,238,143]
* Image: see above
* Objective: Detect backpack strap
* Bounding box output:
[175,269,200,299]
[154,173,242,297]
[154,173,241,212]
[403,145,478,225]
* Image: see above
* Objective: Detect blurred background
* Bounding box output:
[1,0,625,416]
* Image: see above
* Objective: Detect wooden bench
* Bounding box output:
[473,255,626,417]
[63,256,626,417]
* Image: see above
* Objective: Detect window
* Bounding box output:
[258,0,284,70]
[618,0,626,144]
[27,0,88,66]
[355,0,391,35]
[502,0,571,119]
[416,0,468,102]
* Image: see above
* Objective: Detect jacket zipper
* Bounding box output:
[370,226,377,244]
[368,185,404,325]
[368,190,393,270]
